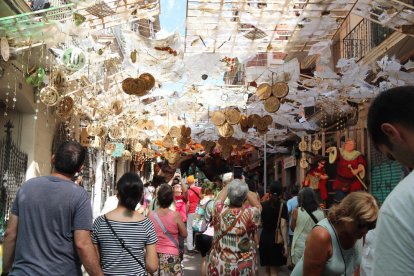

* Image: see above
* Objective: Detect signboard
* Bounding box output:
[283,155,296,169]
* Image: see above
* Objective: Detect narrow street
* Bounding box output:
[182,251,291,276]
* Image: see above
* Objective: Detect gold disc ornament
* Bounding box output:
[312,139,322,151]
[300,158,308,169]
[225,108,241,125]
[264,96,280,113]
[272,82,289,98]
[256,83,272,100]
[299,140,307,152]
[211,110,226,126]
[218,122,234,137]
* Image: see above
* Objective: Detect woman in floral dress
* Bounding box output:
[207,178,261,276]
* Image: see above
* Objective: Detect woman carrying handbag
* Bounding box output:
[259,184,289,276]
[92,173,158,275]
[149,184,187,276]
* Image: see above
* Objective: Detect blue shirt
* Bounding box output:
[287,196,298,236]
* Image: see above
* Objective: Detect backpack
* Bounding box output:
[192,199,213,233]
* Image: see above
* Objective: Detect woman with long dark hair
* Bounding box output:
[259,184,288,276]
[92,172,158,275]
[290,187,325,265]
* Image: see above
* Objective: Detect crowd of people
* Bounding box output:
[2,85,414,276]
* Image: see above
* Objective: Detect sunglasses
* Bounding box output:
[357,220,376,231]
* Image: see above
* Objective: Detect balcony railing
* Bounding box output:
[343,18,394,61]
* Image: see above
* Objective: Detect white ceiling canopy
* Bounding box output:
[185,0,356,54]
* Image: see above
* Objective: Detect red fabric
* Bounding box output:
[175,195,187,223]
[303,167,328,201]
[333,152,366,192]
[187,186,201,214]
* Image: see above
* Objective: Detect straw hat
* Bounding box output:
[177,137,188,149]
[108,126,125,139]
[180,125,191,137]
[169,126,181,138]
[211,110,226,126]
[52,69,66,88]
[162,134,174,148]
[165,151,180,165]
[157,125,169,136]
[1,37,10,62]
[122,150,132,161]
[203,141,216,153]
[133,142,143,152]
[89,97,99,108]
[225,108,241,125]
[132,78,148,96]
[86,123,101,136]
[139,73,155,90]
[111,100,123,115]
[104,143,116,155]
[218,122,234,137]
[255,117,269,131]
[145,120,155,130]
[122,78,136,95]
[239,114,249,128]
[262,115,273,126]
[97,125,108,137]
[89,136,101,148]
[247,114,260,128]
[240,124,249,133]
[126,126,139,138]
[272,82,289,98]
[264,96,280,113]
[256,83,272,100]
[40,86,60,106]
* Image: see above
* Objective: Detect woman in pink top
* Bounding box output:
[150,184,187,276]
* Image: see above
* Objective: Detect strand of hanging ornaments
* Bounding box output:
[4,69,10,116]
[45,46,53,129]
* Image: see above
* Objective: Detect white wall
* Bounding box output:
[0,108,57,180]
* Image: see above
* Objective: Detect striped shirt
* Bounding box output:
[92,216,158,276]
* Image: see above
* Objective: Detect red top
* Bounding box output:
[149,210,179,255]
[187,186,201,214]
[175,195,187,222]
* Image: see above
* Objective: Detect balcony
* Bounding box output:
[343,18,394,61]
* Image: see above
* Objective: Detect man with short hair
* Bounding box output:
[2,141,103,276]
[367,86,414,276]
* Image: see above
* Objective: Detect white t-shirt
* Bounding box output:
[360,229,376,276]
[372,171,414,275]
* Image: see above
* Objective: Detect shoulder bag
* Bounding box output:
[104,215,147,273]
[212,207,246,250]
[305,209,319,224]
[275,202,284,245]
[152,212,184,259]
